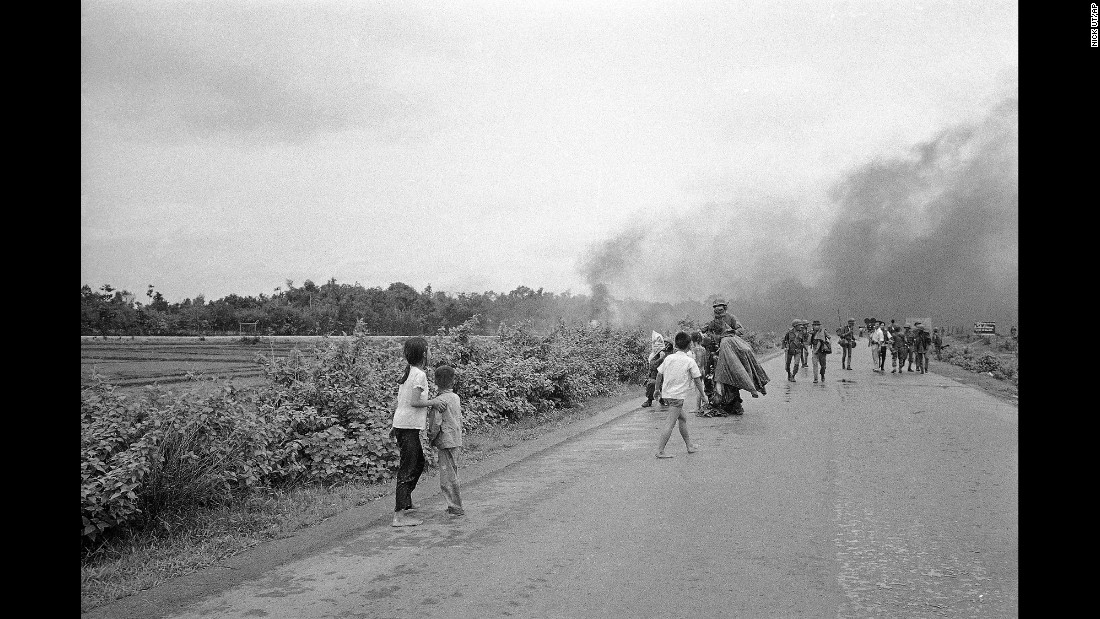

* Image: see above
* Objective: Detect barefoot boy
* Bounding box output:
[654,331,704,458]
[427,365,464,517]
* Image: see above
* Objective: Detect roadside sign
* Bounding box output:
[973,321,996,334]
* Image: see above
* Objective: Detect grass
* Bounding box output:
[80,382,639,613]
[930,333,1019,404]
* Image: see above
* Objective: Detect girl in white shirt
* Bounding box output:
[391,337,444,527]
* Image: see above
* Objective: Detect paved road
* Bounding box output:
[117,354,1019,618]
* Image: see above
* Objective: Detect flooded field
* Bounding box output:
[80,336,395,391]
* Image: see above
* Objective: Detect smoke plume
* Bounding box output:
[580,94,1019,334]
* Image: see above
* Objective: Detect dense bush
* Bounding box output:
[940,345,1017,383]
[81,382,271,542]
[81,319,649,543]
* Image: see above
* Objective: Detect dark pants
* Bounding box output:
[645,378,656,402]
[877,346,888,370]
[814,352,827,377]
[394,428,424,512]
[785,350,801,375]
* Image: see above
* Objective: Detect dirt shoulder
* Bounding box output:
[927,358,1018,405]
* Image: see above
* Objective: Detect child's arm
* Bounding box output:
[427,399,442,442]
[654,372,664,396]
[409,385,443,408]
[693,376,705,399]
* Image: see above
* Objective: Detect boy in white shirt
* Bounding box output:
[654,331,705,459]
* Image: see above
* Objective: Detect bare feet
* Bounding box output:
[687,445,699,453]
[655,452,674,459]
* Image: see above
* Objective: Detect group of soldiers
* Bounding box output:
[781,317,945,380]
[864,319,941,374]
[644,304,951,415]
[780,318,844,383]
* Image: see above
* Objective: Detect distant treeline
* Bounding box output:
[81,279,631,336]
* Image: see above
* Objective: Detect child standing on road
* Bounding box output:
[390,337,445,527]
[688,331,709,414]
[427,365,465,517]
[654,331,704,459]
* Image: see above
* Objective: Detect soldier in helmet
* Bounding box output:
[796,319,810,372]
[889,325,909,374]
[781,319,806,382]
[837,317,857,370]
[704,298,769,414]
[809,319,831,383]
[705,298,743,338]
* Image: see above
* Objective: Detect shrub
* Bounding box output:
[82,319,650,542]
[740,331,776,354]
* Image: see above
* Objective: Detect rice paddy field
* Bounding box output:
[79,335,405,393]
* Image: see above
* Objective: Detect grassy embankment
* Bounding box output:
[930,332,1018,404]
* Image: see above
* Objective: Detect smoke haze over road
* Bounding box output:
[581,93,1019,334]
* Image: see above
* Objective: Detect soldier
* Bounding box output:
[837,317,857,370]
[890,325,909,374]
[703,299,743,414]
[903,324,915,372]
[932,327,945,360]
[809,319,831,383]
[706,298,743,337]
[797,319,810,372]
[781,320,806,382]
[704,299,769,415]
[912,323,931,373]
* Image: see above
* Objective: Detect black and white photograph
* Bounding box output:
[82,1,1018,616]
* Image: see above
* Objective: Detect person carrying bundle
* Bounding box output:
[703,299,769,415]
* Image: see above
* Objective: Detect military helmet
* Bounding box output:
[712,298,728,308]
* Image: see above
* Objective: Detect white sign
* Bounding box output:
[973,321,996,334]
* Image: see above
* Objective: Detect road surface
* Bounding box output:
[88,353,1018,618]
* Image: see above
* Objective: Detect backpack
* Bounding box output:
[819,334,832,354]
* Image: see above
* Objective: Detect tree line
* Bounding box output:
[80,279,624,336]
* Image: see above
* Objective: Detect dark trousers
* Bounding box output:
[877,346,888,370]
[394,428,424,512]
[785,351,801,375]
[645,378,656,402]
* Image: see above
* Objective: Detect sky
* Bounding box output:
[81,0,1018,323]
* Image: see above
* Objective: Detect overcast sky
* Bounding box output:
[81,0,1018,303]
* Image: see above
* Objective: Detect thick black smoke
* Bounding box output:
[580,94,1018,334]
